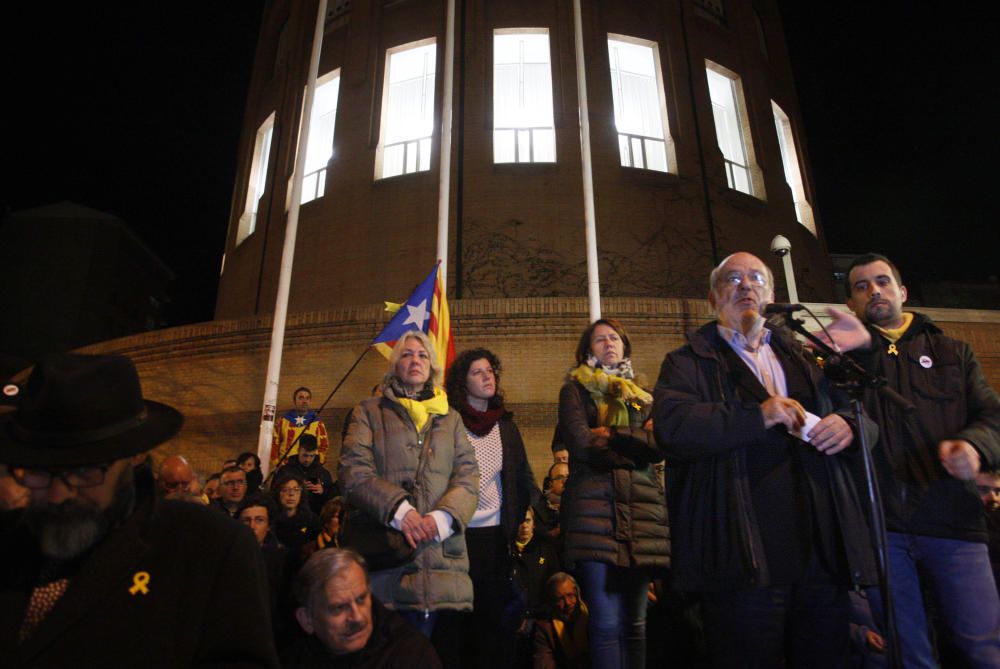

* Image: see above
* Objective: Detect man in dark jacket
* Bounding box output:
[822,252,1000,667]
[653,252,877,668]
[0,353,278,667]
[275,434,336,514]
[282,548,441,668]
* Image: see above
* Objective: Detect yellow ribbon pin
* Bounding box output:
[887,344,898,356]
[129,571,151,596]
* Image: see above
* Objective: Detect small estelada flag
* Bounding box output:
[372,262,455,374]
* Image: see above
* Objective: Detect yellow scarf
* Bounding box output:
[569,364,652,427]
[395,387,450,432]
[873,312,914,343]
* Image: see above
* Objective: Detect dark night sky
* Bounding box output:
[4,1,997,328]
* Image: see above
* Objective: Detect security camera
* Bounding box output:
[770,235,791,257]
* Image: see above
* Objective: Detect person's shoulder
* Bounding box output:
[156,498,250,544]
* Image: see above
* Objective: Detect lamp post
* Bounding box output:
[770,235,798,304]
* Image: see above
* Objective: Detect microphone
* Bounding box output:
[762,303,804,316]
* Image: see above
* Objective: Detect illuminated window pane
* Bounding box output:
[493,31,556,164]
[378,41,436,179]
[608,37,670,173]
[301,73,340,204]
[238,113,276,244]
[706,66,753,195]
[772,101,816,234]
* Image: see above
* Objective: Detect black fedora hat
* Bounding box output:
[0,353,183,466]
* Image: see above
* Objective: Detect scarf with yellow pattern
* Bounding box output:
[569,362,652,427]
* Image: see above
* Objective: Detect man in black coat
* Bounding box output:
[822,252,1000,667]
[282,548,441,668]
[275,434,336,515]
[0,353,278,667]
[653,252,877,669]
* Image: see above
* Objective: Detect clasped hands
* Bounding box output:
[761,396,853,455]
[400,509,440,549]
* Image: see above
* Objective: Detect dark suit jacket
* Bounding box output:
[0,474,279,668]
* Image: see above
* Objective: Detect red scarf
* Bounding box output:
[458,402,507,437]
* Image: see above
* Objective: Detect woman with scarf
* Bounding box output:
[339,330,479,667]
[445,348,537,669]
[558,318,668,669]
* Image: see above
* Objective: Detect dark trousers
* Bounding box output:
[464,525,516,669]
[701,583,850,669]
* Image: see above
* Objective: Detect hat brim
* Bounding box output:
[0,399,183,467]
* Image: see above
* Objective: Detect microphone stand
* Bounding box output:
[775,313,911,669]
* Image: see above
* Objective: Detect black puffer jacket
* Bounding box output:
[852,312,1000,543]
[558,377,669,570]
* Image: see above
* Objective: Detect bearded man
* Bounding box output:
[0,354,278,667]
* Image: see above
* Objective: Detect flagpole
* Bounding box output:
[436,0,456,283]
[256,0,328,478]
[573,0,601,322]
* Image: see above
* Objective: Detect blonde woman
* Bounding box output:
[340,330,479,666]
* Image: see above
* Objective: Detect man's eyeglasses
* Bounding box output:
[720,271,768,288]
[162,480,193,492]
[11,464,112,490]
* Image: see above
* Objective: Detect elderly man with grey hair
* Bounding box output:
[653,251,878,668]
[281,548,441,668]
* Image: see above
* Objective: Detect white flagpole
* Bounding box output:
[573,0,601,322]
[257,0,329,477]
[436,0,456,283]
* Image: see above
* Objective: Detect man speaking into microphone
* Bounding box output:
[652,252,878,669]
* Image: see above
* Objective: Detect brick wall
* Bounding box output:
[78,299,1000,483]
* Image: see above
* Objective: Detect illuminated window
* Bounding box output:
[300,71,341,204]
[608,36,671,172]
[493,30,555,164]
[377,40,436,179]
[238,113,275,244]
[771,101,815,234]
[706,64,754,195]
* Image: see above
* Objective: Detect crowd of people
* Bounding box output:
[1,250,999,669]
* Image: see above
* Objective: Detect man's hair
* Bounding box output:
[236,492,275,523]
[547,462,568,479]
[298,434,318,452]
[382,330,443,389]
[843,252,904,296]
[220,465,244,478]
[293,386,312,400]
[545,571,580,605]
[235,452,260,469]
[574,318,633,366]
[295,548,369,612]
[205,472,221,484]
[445,348,504,409]
[708,252,775,295]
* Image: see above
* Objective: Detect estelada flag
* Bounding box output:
[372,262,455,373]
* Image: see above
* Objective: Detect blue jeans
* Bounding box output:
[869,532,1000,669]
[575,560,649,669]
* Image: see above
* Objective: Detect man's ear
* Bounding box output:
[295,607,315,635]
[900,284,908,305]
[707,291,717,310]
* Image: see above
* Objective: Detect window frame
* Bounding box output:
[237,112,276,245]
[492,28,557,165]
[607,33,675,173]
[705,61,763,198]
[375,38,438,181]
